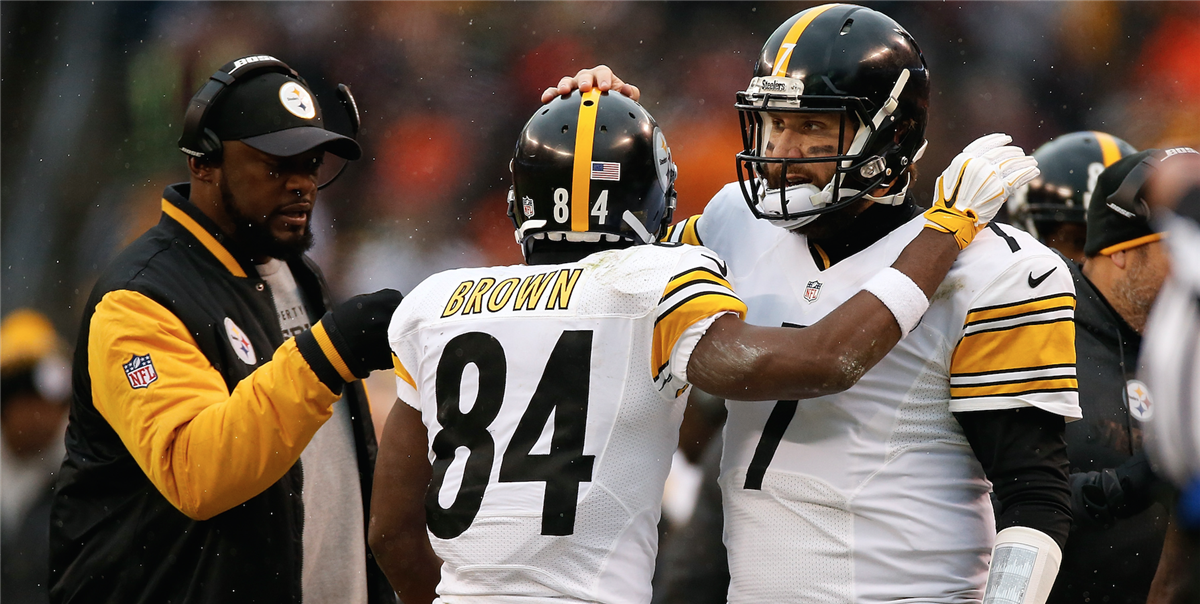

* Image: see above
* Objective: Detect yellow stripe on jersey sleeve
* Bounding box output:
[663,215,703,245]
[951,319,1076,378]
[392,352,416,390]
[652,294,746,378]
[964,294,1076,326]
[951,377,1078,399]
[662,269,734,300]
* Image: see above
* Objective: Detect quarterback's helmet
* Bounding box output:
[735,4,930,228]
[509,89,677,263]
[1008,131,1137,239]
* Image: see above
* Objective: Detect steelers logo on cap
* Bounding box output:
[279,82,316,120]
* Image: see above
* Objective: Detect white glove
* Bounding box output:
[925,133,1040,249]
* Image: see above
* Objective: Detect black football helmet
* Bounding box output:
[509,89,677,263]
[1008,131,1137,239]
[735,4,929,228]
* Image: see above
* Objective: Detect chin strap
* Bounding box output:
[622,210,654,244]
[859,172,913,207]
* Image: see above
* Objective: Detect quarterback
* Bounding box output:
[368,87,1032,604]
[550,4,1081,604]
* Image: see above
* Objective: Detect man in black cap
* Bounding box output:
[1050,149,1174,604]
[49,56,400,603]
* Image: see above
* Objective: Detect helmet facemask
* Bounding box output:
[736,72,923,230]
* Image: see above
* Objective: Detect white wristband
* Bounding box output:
[862,267,929,338]
[983,526,1063,604]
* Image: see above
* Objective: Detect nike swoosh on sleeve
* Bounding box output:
[1028,266,1058,288]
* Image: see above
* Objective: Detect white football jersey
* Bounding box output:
[387,243,745,604]
[666,183,1082,603]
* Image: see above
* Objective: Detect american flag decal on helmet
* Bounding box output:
[123,354,158,389]
[590,161,620,181]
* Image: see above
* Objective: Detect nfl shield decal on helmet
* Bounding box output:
[123,354,158,389]
[225,317,257,365]
[522,195,536,218]
[803,280,822,302]
[1126,379,1153,421]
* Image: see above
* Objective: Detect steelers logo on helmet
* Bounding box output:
[279,81,316,120]
[653,128,673,190]
[734,4,930,228]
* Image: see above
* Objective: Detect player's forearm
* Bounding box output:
[370,400,441,603]
[891,228,962,298]
[370,526,441,604]
[688,306,899,400]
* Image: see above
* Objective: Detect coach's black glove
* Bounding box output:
[296,289,403,393]
[1070,451,1160,529]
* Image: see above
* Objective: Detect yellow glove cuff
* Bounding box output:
[923,206,981,250]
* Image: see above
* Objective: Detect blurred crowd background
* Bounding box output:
[4,1,1199,328]
[2,1,1199,600]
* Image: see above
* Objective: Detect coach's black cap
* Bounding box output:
[208,72,361,160]
[1084,149,1173,256]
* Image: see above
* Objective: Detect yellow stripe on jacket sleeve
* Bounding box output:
[310,321,357,383]
[652,291,746,378]
[89,289,338,521]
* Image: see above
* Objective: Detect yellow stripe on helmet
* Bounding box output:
[771,4,842,77]
[1093,131,1124,167]
[570,88,602,232]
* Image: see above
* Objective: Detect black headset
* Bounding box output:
[177,55,361,189]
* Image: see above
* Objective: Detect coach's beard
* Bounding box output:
[220,180,315,261]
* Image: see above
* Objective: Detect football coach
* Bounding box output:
[48,55,400,604]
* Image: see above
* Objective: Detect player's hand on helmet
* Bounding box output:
[540,65,640,103]
[296,289,404,392]
[924,133,1040,249]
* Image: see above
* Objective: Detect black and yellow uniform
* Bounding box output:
[49,184,395,603]
[1048,254,1167,604]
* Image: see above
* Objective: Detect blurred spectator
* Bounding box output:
[1050,149,1178,603]
[1,309,71,604]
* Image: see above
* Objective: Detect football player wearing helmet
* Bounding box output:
[1008,131,1137,263]
[545,4,1078,603]
[368,89,1009,604]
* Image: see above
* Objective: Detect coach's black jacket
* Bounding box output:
[49,184,396,604]
[1047,254,1167,604]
